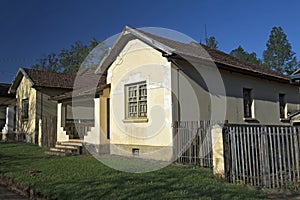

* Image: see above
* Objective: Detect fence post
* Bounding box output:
[38,119,42,147]
[212,124,225,178]
[173,121,178,161]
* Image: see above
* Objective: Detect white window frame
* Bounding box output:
[124,81,148,122]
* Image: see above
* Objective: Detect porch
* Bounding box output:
[57,99,95,141]
[55,86,111,152]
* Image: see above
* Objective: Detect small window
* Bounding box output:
[279,93,286,118]
[22,98,29,121]
[126,82,147,119]
[243,88,252,118]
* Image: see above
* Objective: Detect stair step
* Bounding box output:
[49,147,65,152]
[45,151,68,156]
[46,140,84,156]
[59,142,83,147]
[50,147,75,153]
[68,139,84,143]
[55,144,79,150]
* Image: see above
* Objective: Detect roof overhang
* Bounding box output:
[50,84,111,102]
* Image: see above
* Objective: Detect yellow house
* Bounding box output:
[9,68,75,146]
[53,26,300,161]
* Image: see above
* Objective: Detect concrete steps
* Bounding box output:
[45,140,83,156]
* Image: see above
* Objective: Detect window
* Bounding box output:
[22,98,29,121]
[243,88,252,118]
[126,82,147,119]
[279,93,286,118]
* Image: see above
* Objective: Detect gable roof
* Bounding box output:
[96,26,291,83]
[9,68,76,93]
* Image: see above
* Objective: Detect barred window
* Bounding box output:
[243,88,252,118]
[279,93,286,118]
[126,82,147,119]
[22,98,29,121]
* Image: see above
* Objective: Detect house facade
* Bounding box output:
[9,68,75,146]
[54,26,300,161]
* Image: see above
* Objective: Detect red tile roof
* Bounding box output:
[23,68,76,89]
[9,68,76,93]
[140,31,290,82]
[51,69,107,101]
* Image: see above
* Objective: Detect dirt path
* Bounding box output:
[0,185,28,199]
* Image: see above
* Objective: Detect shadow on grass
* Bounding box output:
[0,142,46,173]
[0,142,268,200]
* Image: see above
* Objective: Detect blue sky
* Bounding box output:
[0,0,300,83]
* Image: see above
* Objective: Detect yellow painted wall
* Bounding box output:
[16,77,71,144]
[16,76,37,138]
[107,39,173,160]
[100,87,110,146]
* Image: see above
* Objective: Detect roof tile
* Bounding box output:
[23,68,76,89]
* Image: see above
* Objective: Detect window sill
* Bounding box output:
[280,118,290,123]
[243,117,258,122]
[123,118,149,123]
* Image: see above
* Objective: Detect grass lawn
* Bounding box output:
[0,142,268,199]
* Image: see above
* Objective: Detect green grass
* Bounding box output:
[0,142,268,199]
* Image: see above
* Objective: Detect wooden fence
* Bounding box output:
[223,124,300,189]
[41,116,57,147]
[174,121,214,167]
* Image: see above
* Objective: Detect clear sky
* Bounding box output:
[1,0,300,83]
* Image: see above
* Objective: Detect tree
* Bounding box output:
[263,26,298,74]
[59,41,90,74]
[205,36,218,49]
[32,53,61,72]
[32,38,105,74]
[230,45,262,65]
